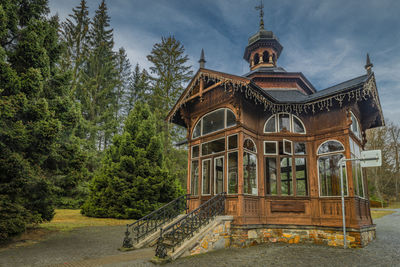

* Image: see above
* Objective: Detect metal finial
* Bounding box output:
[199,48,206,68]
[255,0,264,30]
[365,53,373,75]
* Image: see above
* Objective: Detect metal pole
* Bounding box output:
[339,158,347,249]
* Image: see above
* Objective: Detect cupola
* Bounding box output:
[243,1,283,70]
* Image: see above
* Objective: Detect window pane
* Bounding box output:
[264,141,277,155]
[226,109,236,127]
[318,154,347,196]
[280,157,293,195]
[294,142,306,155]
[279,113,290,132]
[191,161,199,195]
[357,162,364,197]
[295,158,307,196]
[201,138,225,156]
[264,115,276,132]
[352,160,364,197]
[283,139,292,155]
[202,160,211,195]
[318,140,345,155]
[244,138,256,152]
[214,157,224,194]
[243,152,257,195]
[228,135,238,150]
[202,109,225,135]
[193,121,201,138]
[351,113,360,138]
[265,158,277,195]
[293,116,305,133]
[192,145,199,158]
[228,151,238,194]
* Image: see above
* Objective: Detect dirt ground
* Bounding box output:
[1,209,399,267]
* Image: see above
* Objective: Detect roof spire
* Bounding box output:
[199,48,206,69]
[255,0,264,30]
[365,53,373,76]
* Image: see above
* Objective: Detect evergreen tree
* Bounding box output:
[0,0,60,241]
[124,63,149,116]
[60,0,90,96]
[80,0,119,151]
[81,102,183,219]
[115,47,131,132]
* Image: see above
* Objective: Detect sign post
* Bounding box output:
[337,149,381,249]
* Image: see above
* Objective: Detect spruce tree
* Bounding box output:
[81,102,183,219]
[0,0,60,241]
[124,63,149,116]
[80,0,119,150]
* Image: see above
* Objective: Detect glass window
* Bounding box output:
[192,145,199,158]
[201,138,225,156]
[228,151,238,194]
[226,109,236,127]
[244,138,257,152]
[283,139,292,155]
[203,109,225,135]
[214,157,224,194]
[280,157,293,195]
[264,115,276,132]
[193,121,201,138]
[279,113,290,132]
[228,134,238,150]
[265,158,277,195]
[295,158,307,196]
[190,161,199,195]
[293,116,305,133]
[202,159,211,195]
[317,140,345,155]
[318,154,347,196]
[192,108,237,138]
[351,138,364,198]
[264,141,277,155]
[294,142,306,155]
[244,152,257,195]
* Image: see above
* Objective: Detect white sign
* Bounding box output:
[360,150,382,168]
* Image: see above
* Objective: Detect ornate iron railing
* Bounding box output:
[122,194,189,248]
[155,192,226,258]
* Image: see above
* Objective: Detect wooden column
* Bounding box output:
[237,131,244,223]
[258,137,266,221]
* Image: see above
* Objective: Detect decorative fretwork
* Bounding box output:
[168,70,382,124]
[155,192,226,259]
[122,195,188,248]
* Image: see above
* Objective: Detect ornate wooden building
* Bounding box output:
[166,9,384,247]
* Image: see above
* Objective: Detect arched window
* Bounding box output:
[262,51,269,63]
[243,138,257,195]
[350,112,361,139]
[192,108,236,138]
[244,138,257,153]
[317,140,347,196]
[264,113,306,134]
[272,54,276,64]
[317,140,345,155]
[254,53,260,65]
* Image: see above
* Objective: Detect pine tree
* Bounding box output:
[60,0,90,96]
[81,102,183,219]
[124,63,149,116]
[80,0,119,150]
[115,47,131,132]
[0,0,60,241]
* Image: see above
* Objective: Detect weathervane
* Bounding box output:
[255,0,264,29]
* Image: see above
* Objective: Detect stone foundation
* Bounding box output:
[230,225,376,248]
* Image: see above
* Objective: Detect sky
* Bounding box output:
[48,0,400,125]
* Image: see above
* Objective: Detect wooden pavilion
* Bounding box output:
[166,8,384,247]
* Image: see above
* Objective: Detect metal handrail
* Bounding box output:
[155,192,226,258]
[122,194,189,248]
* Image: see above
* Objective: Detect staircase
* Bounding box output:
[155,192,226,259]
[121,194,189,250]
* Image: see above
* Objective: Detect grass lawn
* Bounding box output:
[39,209,134,231]
[371,209,395,219]
[1,209,134,250]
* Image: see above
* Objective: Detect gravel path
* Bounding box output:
[1,209,399,267]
